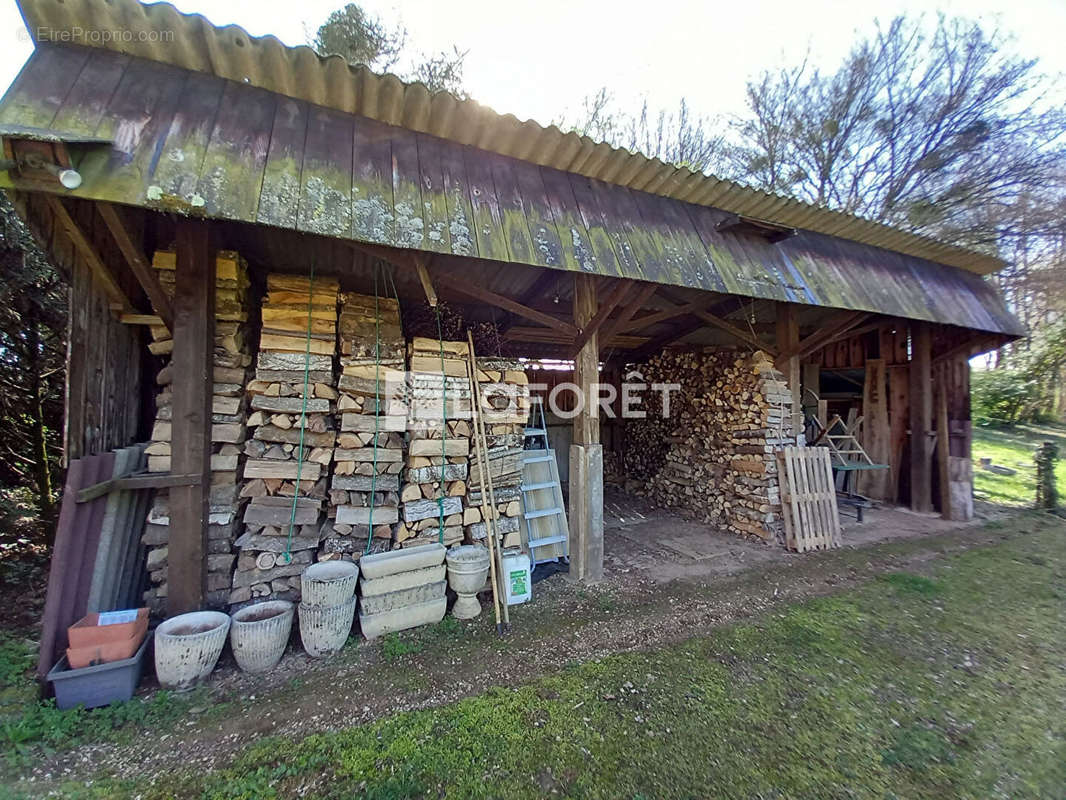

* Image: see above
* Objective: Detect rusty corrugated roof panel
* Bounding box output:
[0,45,1023,336]
[15,0,1006,275]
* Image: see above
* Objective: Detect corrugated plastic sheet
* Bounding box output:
[0,44,1023,336]
[14,0,1005,276]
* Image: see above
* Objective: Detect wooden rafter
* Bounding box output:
[791,310,871,359]
[97,201,174,330]
[571,278,633,355]
[505,326,648,350]
[692,306,775,354]
[626,315,708,362]
[933,333,1003,364]
[621,298,705,333]
[500,269,566,333]
[443,273,578,337]
[46,196,134,314]
[655,290,773,353]
[600,282,658,344]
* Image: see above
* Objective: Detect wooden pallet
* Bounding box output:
[777,446,842,552]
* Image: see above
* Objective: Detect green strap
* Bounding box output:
[284,259,316,561]
[435,305,447,545]
[364,265,383,556]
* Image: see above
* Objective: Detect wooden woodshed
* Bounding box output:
[1,0,1023,617]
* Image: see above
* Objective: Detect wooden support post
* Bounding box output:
[167,219,216,616]
[570,273,603,582]
[936,385,952,520]
[775,303,801,435]
[573,274,599,447]
[909,321,933,512]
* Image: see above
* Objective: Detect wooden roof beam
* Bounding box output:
[600,282,658,344]
[625,315,708,362]
[933,332,1006,364]
[657,289,775,354]
[46,196,134,314]
[505,326,648,350]
[499,269,568,334]
[97,201,174,331]
[790,310,871,359]
[441,272,578,337]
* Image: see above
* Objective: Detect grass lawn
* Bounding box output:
[8,515,1062,800]
[971,421,1066,505]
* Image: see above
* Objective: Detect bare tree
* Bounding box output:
[313,3,467,95]
[730,15,1066,250]
[558,90,732,175]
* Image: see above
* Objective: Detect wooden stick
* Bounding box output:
[467,330,511,633]
[466,331,504,635]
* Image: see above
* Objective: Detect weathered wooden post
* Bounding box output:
[909,321,933,512]
[569,273,604,581]
[167,219,216,615]
[775,303,801,437]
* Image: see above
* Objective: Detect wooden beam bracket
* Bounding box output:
[97,201,175,330]
[413,254,438,308]
[46,196,135,314]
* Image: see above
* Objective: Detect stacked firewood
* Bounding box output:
[322,292,406,562]
[623,348,797,542]
[229,275,339,606]
[396,338,471,549]
[466,360,530,549]
[141,250,252,612]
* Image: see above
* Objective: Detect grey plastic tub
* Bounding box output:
[47,636,148,710]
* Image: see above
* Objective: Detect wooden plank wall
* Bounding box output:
[12,192,149,462]
[810,323,975,510]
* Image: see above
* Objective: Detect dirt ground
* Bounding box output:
[601,486,1006,583]
[16,492,1047,790]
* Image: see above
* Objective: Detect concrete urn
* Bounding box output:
[229,600,294,674]
[445,545,491,619]
[154,611,230,690]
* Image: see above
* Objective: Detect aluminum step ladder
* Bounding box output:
[519,397,569,565]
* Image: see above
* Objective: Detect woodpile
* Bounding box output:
[623,348,798,542]
[142,250,251,612]
[229,274,339,606]
[322,292,406,562]
[396,338,472,549]
[466,360,530,549]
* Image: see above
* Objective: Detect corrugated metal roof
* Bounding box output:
[0,45,1024,337]
[15,0,1006,275]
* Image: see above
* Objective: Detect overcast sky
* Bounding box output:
[2,0,1064,132]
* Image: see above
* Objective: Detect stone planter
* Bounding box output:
[301,561,359,607]
[299,597,356,657]
[445,545,491,619]
[154,611,230,690]
[229,600,294,673]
